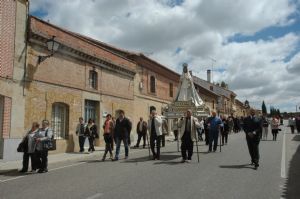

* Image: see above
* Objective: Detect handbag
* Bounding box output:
[43,129,56,151]
[17,137,28,152]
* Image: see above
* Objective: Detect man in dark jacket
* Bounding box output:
[243,109,262,170]
[134,117,147,148]
[114,110,132,161]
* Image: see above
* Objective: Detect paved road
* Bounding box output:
[0,125,298,199]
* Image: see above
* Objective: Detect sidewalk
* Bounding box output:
[0,146,105,172]
[0,135,175,172]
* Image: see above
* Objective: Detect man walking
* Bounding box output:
[134,117,147,148]
[208,112,222,152]
[76,117,86,152]
[114,110,132,161]
[148,110,163,160]
[178,109,200,163]
[243,109,262,170]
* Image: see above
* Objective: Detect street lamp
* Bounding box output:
[38,36,60,64]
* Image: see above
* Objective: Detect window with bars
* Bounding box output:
[150,76,156,93]
[169,83,173,97]
[84,100,97,122]
[89,70,98,89]
[51,102,69,139]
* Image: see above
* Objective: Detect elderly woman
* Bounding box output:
[19,122,40,173]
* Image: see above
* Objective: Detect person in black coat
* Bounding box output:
[114,110,132,160]
[243,109,262,170]
[134,117,147,148]
[85,119,98,152]
[221,117,229,145]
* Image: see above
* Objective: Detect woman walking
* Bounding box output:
[271,117,280,141]
[85,119,98,152]
[102,114,114,161]
[19,122,40,173]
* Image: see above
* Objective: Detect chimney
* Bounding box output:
[207,69,211,83]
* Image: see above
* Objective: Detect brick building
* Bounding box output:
[193,71,239,117]
[1,1,246,160]
[0,0,28,160]
[26,16,137,153]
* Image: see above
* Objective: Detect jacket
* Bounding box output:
[35,127,53,151]
[178,116,200,141]
[243,115,262,138]
[114,117,132,139]
[148,116,163,136]
[76,123,86,136]
[136,121,147,135]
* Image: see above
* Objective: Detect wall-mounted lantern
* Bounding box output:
[38,36,60,64]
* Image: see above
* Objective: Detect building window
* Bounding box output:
[150,75,156,93]
[212,100,215,109]
[210,86,213,91]
[169,83,173,97]
[0,95,4,139]
[89,70,98,89]
[85,100,97,122]
[51,103,69,139]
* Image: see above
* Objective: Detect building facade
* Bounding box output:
[26,16,136,153]
[1,2,247,160]
[193,71,239,117]
[0,0,28,160]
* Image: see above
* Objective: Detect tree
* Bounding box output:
[262,101,267,115]
[221,81,227,88]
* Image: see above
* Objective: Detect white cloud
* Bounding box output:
[29,0,300,112]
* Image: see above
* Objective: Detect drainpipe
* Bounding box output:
[23,0,30,96]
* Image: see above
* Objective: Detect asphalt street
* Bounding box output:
[0,125,298,199]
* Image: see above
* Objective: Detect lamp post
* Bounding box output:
[38,36,60,64]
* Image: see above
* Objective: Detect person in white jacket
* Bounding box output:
[148,110,163,160]
[178,109,200,163]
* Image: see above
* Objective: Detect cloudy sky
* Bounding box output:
[30,0,300,112]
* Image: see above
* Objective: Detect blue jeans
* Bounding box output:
[115,137,129,159]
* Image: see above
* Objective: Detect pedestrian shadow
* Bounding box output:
[219,164,255,170]
[121,155,152,163]
[281,142,300,198]
[0,169,34,177]
[292,135,300,141]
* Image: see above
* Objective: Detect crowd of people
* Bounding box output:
[20,108,295,172]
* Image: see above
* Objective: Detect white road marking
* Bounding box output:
[48,162,86,172]
[281,127,287,178]
[86,193,103,199]
[0,162,86,183]
[0,176,25,183]
[0,145,158,183]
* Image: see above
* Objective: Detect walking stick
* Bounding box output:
[146,133,151,159]
[195,136,200,163]
[177,126,181,152]
[219,129,222,152]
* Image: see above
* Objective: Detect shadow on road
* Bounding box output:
[281,134,300,199]
[0,169,33,177]
[219,164,255,170]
